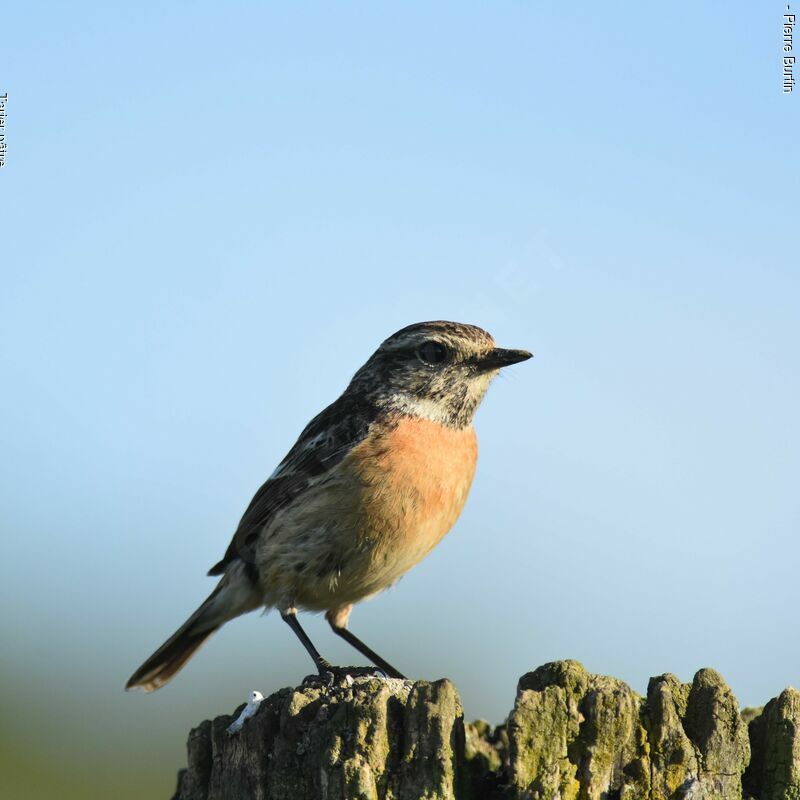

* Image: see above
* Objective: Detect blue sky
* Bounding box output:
[1,2,798,796]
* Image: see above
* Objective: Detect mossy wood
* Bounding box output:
[172,661,800,800]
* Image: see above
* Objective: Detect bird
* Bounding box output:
[125,321,532,692]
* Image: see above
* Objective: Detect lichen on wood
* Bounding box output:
[745,687,800,800]
[171,661,800,800]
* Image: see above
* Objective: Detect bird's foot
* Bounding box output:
[302,664,389,687]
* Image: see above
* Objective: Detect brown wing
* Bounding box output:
[207,473,309,575]
[207,392,379,576]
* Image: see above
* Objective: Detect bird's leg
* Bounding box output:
[331,627,407,679]
[281,609,334,675]
[325,606,406,679]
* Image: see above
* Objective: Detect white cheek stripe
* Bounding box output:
[393,372,495,426]
[394,396,451,424]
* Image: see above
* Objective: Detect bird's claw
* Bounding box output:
[302,665,390,687]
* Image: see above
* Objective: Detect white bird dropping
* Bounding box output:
[226,690,265,735]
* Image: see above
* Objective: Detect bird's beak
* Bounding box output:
[476,347,533,371]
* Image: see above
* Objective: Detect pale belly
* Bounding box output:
[255,418,478,611]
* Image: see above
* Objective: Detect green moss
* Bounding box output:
[172,662,781,800]
[745,687,800,800]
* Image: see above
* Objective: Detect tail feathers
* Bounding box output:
[125,616,219,693]
[126,561,260,692]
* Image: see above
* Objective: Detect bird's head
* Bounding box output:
[350,321,532,427]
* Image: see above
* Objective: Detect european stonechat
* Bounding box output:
[126,321,531,691]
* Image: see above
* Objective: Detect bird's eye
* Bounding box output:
[416,341,449,365]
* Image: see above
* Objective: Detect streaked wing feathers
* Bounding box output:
[207,393,378,576]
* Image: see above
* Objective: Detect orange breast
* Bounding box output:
[346,417,478,563]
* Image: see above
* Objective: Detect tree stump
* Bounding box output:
[172,660,800,800]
